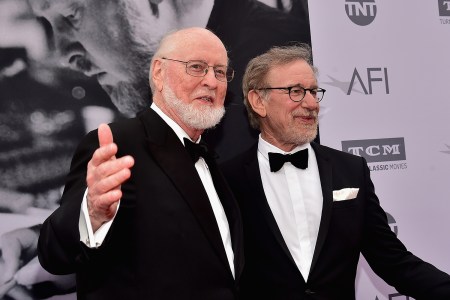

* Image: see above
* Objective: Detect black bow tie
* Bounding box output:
[184,138,211,163]
[268,149,309,172]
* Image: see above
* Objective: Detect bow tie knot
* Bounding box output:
[268,149,309,172]
[184,138,211,163]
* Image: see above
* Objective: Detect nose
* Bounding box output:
[301,90,319,110]
[51,21,90,73]
[200,67,220,89]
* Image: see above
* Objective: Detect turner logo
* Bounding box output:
[345,0,377,26]
[439,0,450,16]
[342,137,406,163]
[386,212,398,236]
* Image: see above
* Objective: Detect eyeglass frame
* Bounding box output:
[256,85,326,103]
[160,57,234,82]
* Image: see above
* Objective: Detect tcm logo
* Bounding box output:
[347,67,389,95]
[439,0,450,16]
[345,0,377,26]
[342,137,406,163]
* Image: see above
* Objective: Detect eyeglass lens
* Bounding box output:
[186,61,234,82]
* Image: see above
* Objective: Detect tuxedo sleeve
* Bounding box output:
[360,157,450,299]
[38,130,101,275]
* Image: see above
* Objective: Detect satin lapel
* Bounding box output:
[138,109,231,272]
[206,156,244,280]
[244,145,297,267]
[309,143,333,273]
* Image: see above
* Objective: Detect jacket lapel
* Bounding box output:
[309,143,334,273]
[138,109,233,276]
[244,145,298,268]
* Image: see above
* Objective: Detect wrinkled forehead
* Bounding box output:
[267,60,317,84]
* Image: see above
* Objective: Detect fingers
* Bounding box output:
[86,156,134,228]
[90,123,117,168]
[0,278,17,299]
[98,123,113,147]
[90,142,118,170]
[87,155,134,187]
[0,234,21,285]
[87,165,132,204]
[85,125,135,229]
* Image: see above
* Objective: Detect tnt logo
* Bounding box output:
[345,0,377,26]
[342,138,406,163]
[439,0,450,16]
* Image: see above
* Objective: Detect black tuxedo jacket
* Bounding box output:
[221,142,450,300]
[38,109,244,300]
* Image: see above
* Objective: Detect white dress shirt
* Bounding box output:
[79,103,235,277]
[258,135,323,281]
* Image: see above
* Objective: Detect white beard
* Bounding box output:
[162,86,225,130]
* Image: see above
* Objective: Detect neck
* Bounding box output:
[261,132,300,152]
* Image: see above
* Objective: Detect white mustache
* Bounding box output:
[192,91,216,99]
[293,110,318,118]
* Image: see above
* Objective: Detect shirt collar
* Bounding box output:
[258,134,310,161]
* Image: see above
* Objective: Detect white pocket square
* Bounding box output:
[333,188,359,201]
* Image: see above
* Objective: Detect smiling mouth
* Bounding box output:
[198,96,213,103]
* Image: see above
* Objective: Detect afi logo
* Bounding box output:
[347,68,390,95]
[342,138,406,163]
[345,0,377,26]
[439,0,450,16]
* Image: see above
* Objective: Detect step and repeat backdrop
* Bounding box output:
[309,1,450,299]
[1,0,449,299]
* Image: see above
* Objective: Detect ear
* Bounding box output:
[151,59,164,92]
[247,90,267,118]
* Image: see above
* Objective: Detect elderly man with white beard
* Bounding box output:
[37,27,244,300]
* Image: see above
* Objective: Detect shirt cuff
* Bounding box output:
[79,189,119,248]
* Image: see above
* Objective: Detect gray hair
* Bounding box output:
[148,29,178,93]
[242,43,318,129]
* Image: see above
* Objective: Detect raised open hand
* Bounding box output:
[86,124,134,232]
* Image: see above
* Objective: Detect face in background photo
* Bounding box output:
[27,0,214,116]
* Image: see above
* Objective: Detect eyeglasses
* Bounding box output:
[161,57,234,82]
[256,85,326,102]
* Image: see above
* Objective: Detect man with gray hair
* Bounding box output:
[221,44,450,299]
[38,27,243,300]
